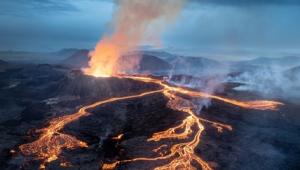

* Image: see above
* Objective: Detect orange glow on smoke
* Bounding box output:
[83,38,120,77]
[83,0,186,77]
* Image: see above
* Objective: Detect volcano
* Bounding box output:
[1,0,300,169]
[1,60,299,170]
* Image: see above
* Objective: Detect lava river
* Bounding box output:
[18,75,283,170]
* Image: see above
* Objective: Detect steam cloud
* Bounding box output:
[84,0,186,77]
[228,65,300,101]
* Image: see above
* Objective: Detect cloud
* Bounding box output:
[0,0,78,16]
[191,0,300,6]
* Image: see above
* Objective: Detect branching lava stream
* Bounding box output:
[18,75,283,170]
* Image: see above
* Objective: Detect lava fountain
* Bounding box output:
[83,0,186,77]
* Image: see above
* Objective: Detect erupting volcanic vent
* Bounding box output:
[13,0,285,170]
[83,0,185,77]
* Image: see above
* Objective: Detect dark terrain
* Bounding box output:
[0,53,300,170]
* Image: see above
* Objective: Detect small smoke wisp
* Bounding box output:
[167,75,225,114]
[84,0,186,77]
[166,57,228,113]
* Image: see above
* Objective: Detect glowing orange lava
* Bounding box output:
[112,133,124,140]
[19,89,163,169]
[102,76,282,170]
[83,38,121,77]
[18,75,283,170]
[126,75,283,111]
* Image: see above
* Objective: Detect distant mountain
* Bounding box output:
[285,65,300,81]
[172,56,221,67]
[0,48,88,64]
[61,49,89,68]
[56,48,84,57]
[237,56,300,69]
[61,50,226,75]
[229,61,261,73]
[289,65,300,73]
[0,51,44,63]
[136,54,172,72]
[168,56,225,75]
[121,54,225,75]
[0,59,10,72]
[0,59,7,65]
[138,50,177,60]
[61,50,172,73]
[117,53,172,74]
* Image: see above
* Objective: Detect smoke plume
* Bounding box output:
[84,0,186,77]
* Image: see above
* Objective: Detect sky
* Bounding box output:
[0,0,300,59]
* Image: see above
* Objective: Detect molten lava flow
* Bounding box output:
[125,75,284,111]
[19,89,163,169]
[112,133,124,140]
[99,76,283,170]
[18,75,283,170]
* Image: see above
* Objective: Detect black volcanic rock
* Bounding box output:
[0,64,162,169]
[20,103,50,122]
[57,73,160,101]
[1,63,300,170]
[61,92,186,169]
